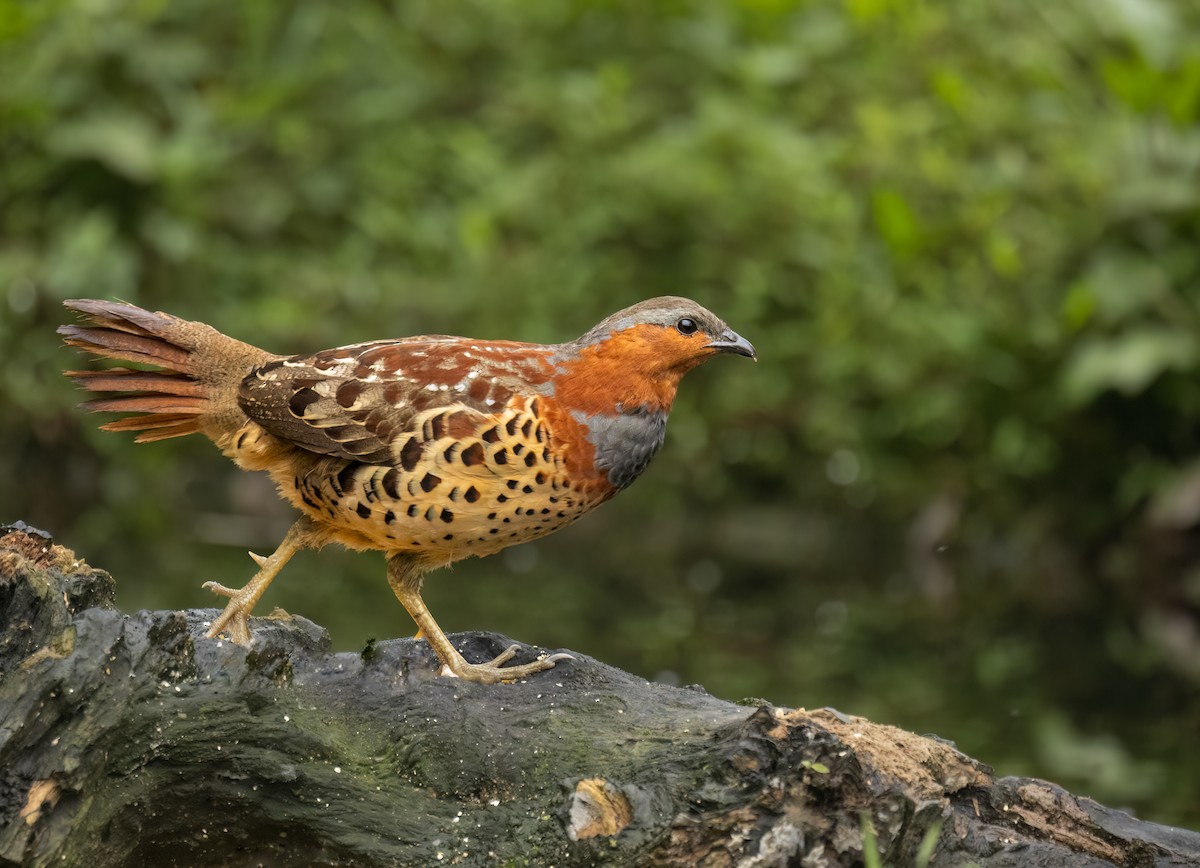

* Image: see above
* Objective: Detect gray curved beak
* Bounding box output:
[707,329,757,361]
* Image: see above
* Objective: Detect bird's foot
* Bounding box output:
[202,580,255,646]
[441,644,574,685]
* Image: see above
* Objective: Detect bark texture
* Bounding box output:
[1,523,1198,867]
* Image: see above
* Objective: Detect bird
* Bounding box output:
[59,297,756,683]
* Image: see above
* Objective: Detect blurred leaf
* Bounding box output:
[1061,328,1197,403]
[48,111,161,181]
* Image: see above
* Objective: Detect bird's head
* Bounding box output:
[554,297,755,413]
[575,296,755,368]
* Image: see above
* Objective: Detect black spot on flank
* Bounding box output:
[541,508,551,514]
[507,480,518,490]
[535,472,546,485]
[497,494,508,503]
[521,419,533,438]
[494,448,508,465]
[407,504,419,518]
[557,511,567,518]
[535,425,545,444]
[238,431,249,449]
[382,469,401,499]
[443,443,460,463]
[514,507,523,516]
[509,532,518,538]
[333,462,356,496]
[542,447,551,462]
[461,442,485,466]
[505,417,519,436]
[522,485,534,494]
[489,528,499,534]
[301,493,319,510]
[327,507,337,518]
[503,517,511,523]
[524,452,536,468]
[465,486,480,503]
[430,413,447,440]
[420,473,441,492]
[400,438,423,471]
[441,509,454,523]
[425,507,437,521]
[449,487,460,501]
[444,534,454,541]
[355,503,371,519]
[293,475,301,488]
[512,443,525,456]
[385,510,396,524]
[288,387,320,418]
[482,427,500,443]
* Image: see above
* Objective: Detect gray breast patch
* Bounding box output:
[573,407,668,490]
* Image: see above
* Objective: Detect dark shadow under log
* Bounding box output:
[1,523,1198,867]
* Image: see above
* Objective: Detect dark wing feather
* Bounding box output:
[237,338,550,464]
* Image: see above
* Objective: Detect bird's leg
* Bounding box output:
[203,517,317,646]
[386,555,571,684]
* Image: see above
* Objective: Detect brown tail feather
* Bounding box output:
[82,395,208,414]
[100,413,201,432]
[66,369,208,397]
[59,325,192,369]
[60,299,275,444]
[99,413,203,442]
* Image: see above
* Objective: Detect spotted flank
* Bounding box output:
[267,397,596,555]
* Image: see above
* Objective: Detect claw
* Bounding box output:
[248,551,268,568]
[442,646,571,684]
[202,580,238,599]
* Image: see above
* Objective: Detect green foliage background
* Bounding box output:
[3,0,1199,827]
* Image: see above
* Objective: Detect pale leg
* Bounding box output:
[203,517,318,646]
[387,555,571,684]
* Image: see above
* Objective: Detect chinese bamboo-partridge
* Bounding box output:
[60,297,755,683]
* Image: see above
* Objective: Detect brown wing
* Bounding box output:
[237,338,553,464]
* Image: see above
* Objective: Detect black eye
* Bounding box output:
[676,317,698,335]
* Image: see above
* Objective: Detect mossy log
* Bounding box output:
[1,523,1198,867]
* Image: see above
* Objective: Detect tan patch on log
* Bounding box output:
[20,780,60,825]
[800,708,992,800]
[568,777,632,840]
[0,528,79,575]
[1004,783,1123,863]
